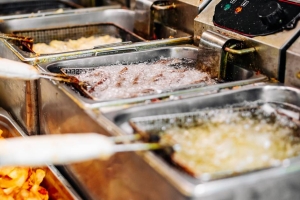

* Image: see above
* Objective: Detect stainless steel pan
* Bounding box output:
[101,84,300,200]
[40,45,267,109]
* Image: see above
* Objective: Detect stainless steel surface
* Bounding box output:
[198,30,238,79]
[194,0,300,82]
[39,45,267,109]
[198,0,212,13]
[0,8,133,32]
[0,0,83,20]
[0,36,190,135]
[0,40,38,135]
[285,36,300,87]
[1,36,190,64]
[134,0,198,39]
[0,107,81,200]
[0,21,144,135]
[39,77,190,200]
[103,84,300,199]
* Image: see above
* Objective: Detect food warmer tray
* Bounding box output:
[0,0,83,19]
[40,45,267,109]
[98,84,300,200]
[0,107,82,200]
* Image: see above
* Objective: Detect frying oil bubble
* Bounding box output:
[158,102,300,177]
[75,58,216,100]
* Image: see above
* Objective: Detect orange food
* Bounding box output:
[0,130,49,200]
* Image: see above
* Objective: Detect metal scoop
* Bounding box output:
[0,58,88,87]
[0,133,166,167]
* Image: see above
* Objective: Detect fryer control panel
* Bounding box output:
[213,0,300,36]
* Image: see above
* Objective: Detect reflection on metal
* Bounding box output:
[285,37,300,87]
[0,8,133,32]
[198,0,212,13]
[25,81,35,135]
[152,2,176,10]
[224,46,256,55]
[134,0,197,39]
[198,30,239,80]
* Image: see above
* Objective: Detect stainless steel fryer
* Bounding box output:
[40,45,267,108]
[0,107,81,200]
[194,0,300,83]
[128,102,300,178]
[0,0,83,17]
[0,22,144,135]
[98,84,300,200]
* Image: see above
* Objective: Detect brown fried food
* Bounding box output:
[0,130,49,200]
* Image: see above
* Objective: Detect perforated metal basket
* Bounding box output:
[13,23,143,44]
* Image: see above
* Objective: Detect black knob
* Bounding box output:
[258,1,286,27]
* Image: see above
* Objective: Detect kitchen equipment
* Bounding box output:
[0,22,147,135]
[40,45,267,109]
[0,8,131,32]
[128,102,300,179]
[0,107,81,200]
[10,23,144,61]
[0,8,143,135]
[194,0,300,82]
[0,0,83,18]
[99,84,300,200]
[213,0,300,36]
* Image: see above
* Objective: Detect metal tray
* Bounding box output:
[0,7,131,32]
[102,84,300,199]
[0,0,83,17]
[41,45,267,108]
[0,107,81,200]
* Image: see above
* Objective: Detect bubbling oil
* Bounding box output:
[159,102,300,178]
[75,57,216,100]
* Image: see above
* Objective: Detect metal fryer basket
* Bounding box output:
[43,45,267,107]
[128,102,300,180]
[0,0,82,16]
[13,22,144,52]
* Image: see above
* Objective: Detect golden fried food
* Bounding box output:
[33,35,122,54]
[0,130,49,200]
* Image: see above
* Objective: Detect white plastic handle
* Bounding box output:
[0,133,114,166]
[0,58,40,80]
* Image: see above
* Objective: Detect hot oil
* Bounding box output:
[74,57,217,101]
[131,102,300,180]
[159,102,300,178]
